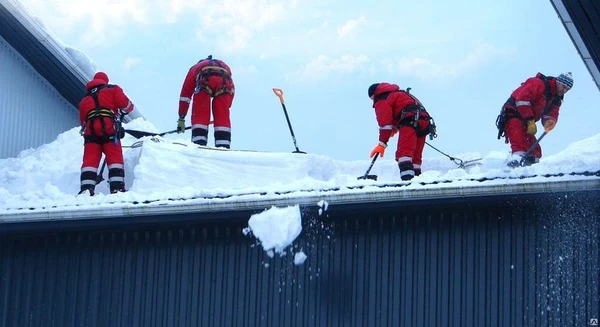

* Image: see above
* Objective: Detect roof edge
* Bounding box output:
[1,178,598,225]
[549,0,600,92]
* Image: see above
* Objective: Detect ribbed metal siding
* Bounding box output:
[0,192,598,326]
[0,35,78,159]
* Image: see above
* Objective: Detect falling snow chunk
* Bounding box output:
[294,251,307,265]
[246,205,302,255]
[317,200,329,216]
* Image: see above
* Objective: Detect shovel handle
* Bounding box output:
[272,88,285,104]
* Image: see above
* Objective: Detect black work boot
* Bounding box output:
[78,185,95,196]
[110,182,126,194]
[520,155,538,166]
[398,161,415,181]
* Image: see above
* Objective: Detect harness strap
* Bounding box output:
[504,75,563,119]
[85,84,118,143]
[397,88,436,138]
[195,58,233,97]
[85,108,114,120]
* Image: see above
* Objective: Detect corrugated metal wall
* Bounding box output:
[0,192,598,327]
[0,35,78,159]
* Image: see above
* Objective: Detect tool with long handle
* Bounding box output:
[272,88,305,154]
[125,121,215,139]
[95,156,107,185]
[125,126,191,139]
[357,153,379,181]
[519,131,548,166]
[425,142,482,169]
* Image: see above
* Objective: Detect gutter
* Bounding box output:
[1,178,598,225]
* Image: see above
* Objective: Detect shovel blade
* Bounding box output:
[357,174,378,181]
[125,129,159,139]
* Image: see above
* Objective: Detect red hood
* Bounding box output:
[374,83,399,96]
[535,72,557,94]
[86,79,107,91]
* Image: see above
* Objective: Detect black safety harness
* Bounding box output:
[194,55,234,97]
[375,87,437,140]
[83,84,123,144]
[496,74,563,141]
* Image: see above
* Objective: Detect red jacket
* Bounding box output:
[371,83,430,144]
[78,73,134,137]
[179,58,234,117]
[505,73,561,124]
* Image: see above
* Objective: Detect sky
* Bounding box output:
[0,118,599,262]
[16,0,600,161]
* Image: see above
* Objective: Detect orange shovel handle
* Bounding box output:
[272,88,285,104]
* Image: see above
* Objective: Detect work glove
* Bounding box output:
[526,120,537,135]
[370,142,387,158]
[543,119,556,133]
[177,117,186,134]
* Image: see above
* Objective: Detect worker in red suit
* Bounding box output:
[177,55,235,148]
[496,72,572,167]
[78,71,135,196]
[368,83,436,181]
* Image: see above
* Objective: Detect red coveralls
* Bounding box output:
[78,72,134,195]
[502,73,561,159]
[372,83,433,180]
[178,56,235,148]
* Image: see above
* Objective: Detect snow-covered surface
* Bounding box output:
[2,117,598,260]
[0,117,598,215]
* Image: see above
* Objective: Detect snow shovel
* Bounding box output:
[125,126,191,139]
[357,153,379,181]
[425,142,482,169]
[96,157,107,185]
[518,131,548,166]
[272,88,306,154]
[125,120,216,139]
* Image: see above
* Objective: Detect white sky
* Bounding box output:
[0,118,599,261]
[15,0,600,161]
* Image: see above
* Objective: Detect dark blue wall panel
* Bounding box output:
[0,191,598,326]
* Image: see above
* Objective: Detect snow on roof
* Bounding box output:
[0,0,143,121]
[0,117,598,223]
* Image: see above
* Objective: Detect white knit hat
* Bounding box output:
[556,72,573,88]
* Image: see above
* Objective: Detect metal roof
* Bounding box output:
[1,176,598,233]
[550,0,600,91]
[0,0,142,122]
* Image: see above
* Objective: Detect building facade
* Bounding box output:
[0,0,143,159]
[0,181,598,327]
